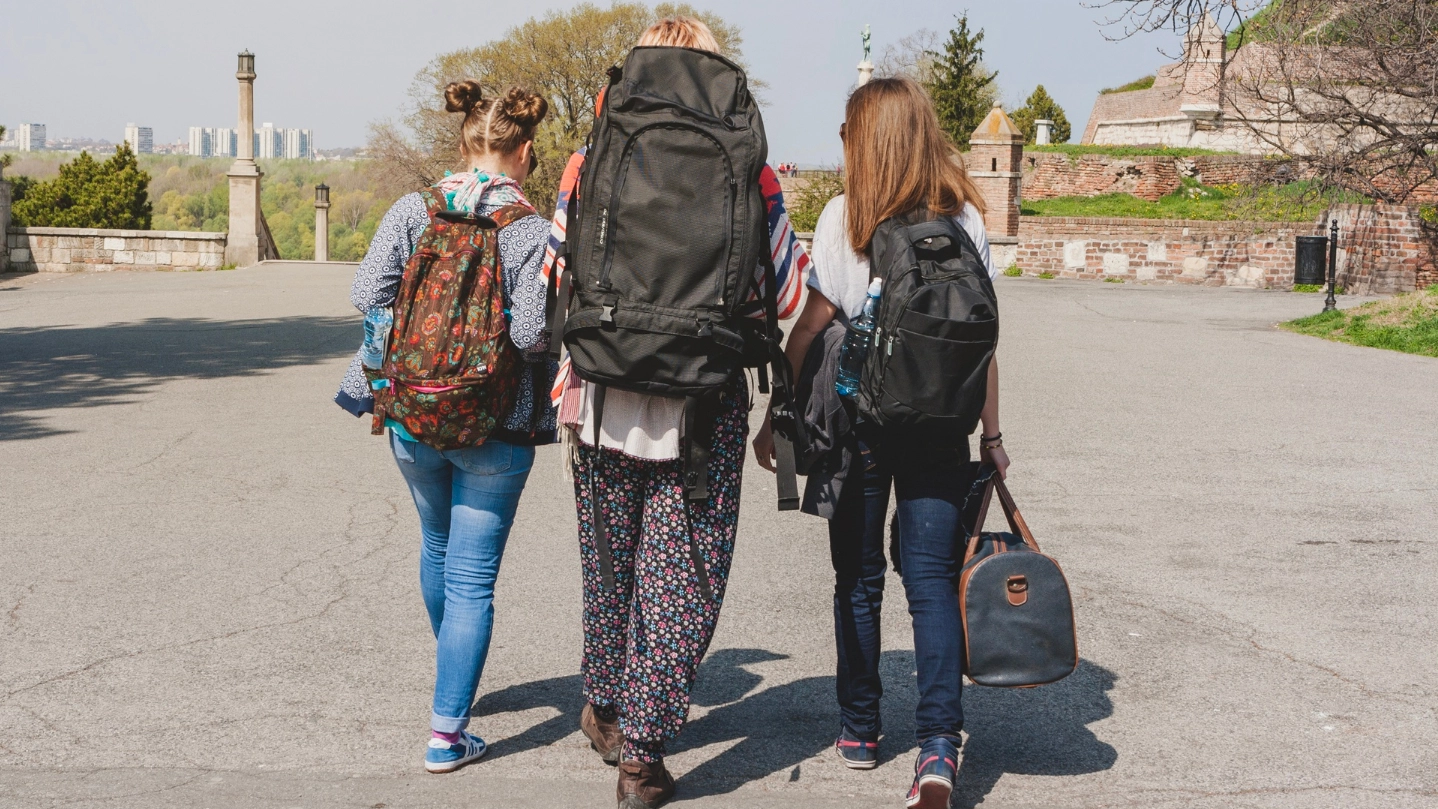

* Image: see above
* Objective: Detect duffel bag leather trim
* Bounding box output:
[958,476,1079,688]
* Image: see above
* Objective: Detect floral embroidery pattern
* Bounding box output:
[572,389,749,760]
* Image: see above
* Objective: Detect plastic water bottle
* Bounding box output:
[360,308,393,369]
[835,278,883,398]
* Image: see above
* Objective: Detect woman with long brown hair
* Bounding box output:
[755,77,1009,808]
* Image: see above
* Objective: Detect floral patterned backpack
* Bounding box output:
[367,189,535,450]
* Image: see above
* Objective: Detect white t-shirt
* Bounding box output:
[807,195,996,320]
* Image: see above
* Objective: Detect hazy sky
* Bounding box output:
[1,0,1188,163]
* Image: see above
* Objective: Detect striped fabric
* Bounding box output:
[543,153,807,407]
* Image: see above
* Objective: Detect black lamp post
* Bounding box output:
[1323,219,1339,313]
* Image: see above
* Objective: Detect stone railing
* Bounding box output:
[4,227,228,273]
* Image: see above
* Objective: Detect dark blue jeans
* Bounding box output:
[828,432,977,743]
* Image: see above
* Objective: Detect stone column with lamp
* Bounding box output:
[225,51,265,267]
[967,104,1024,268]
[1035,119,1055,146]
[314,184,331,262]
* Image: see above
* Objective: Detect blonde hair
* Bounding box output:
[443,80,549,160]
[636,16,721,52]
[842,77,987,255]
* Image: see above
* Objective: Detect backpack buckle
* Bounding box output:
[601,305,615,324]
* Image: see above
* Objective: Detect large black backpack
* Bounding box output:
[858,212,998,445]
[548,46,799,595]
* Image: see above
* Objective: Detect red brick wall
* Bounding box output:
[1327,204,1436,294]
[1012,206,1431,293]
[1012,216,1322,287]
[1022,154,1182,201]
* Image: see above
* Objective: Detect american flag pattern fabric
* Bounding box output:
[544,154,807,407]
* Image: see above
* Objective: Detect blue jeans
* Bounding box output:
[828,433,978,743]
[390,432,535,733]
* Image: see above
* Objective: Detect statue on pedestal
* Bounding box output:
[857,24,874,86]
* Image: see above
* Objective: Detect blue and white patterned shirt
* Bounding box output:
[334,192,559,443]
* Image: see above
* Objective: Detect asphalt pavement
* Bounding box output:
[1,265,1434,809]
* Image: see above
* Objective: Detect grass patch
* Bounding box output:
[1281,286,1438,357]
[1003,265,1023,277]
[1100,75,1156,94]
[1022,179,1370,222]
[1292,283,1324,293]
[1025,143,1234,158]
[1104,276,1125,283]
[1038,271,1056,280]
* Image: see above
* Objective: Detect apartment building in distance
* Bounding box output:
[187,124,312,159]
[16,123,46,151]
[124,124,154,154]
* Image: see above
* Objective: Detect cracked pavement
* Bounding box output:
[1,266,1434,809]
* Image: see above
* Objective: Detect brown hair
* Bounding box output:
[842,77,987,254]
[636,16,721,52]
[444,80,549,160]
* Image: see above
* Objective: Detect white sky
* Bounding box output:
[0,0,1188,163]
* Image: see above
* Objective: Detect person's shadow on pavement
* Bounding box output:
[951,658,1119,808]
[468,673,586,760]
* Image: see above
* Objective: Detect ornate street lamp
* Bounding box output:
[315,184,330,206]
[1324,220,1339,313]
[237,50,255,78]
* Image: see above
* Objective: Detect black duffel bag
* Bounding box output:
[959,473,1077,688]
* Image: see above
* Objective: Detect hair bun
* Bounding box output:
[501,87,549,127]
[444,80,484,114]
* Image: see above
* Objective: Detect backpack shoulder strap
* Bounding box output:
[418,189,448,220]
[489,203,538,231]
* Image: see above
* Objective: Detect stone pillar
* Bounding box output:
[1035,119,1054,146]
[226,50,265,268]
[857,60,874,87]
[314,184,331,262]
[967,104,1024,240]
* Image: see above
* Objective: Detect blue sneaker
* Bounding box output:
[425,731,488,773]
[905,736,960,808]
[834,730,880,770]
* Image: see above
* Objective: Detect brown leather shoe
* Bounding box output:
[581,703,623,765]
[617,758,675,809]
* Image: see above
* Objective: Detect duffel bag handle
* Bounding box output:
[962,473,1041,566]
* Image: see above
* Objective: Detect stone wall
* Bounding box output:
[1326,205,1435,295]
[5,227,228,273]
[1011,216,1323,288]
[0,175,11,273]
[1009,206,1431,293]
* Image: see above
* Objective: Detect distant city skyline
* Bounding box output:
[0,0,1192,165]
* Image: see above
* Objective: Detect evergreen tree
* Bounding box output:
[12,142,152,229]
[924,14,999,147]
[1011,85,1072,144]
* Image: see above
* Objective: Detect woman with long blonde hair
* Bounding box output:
[545,15,809,809]
[755,77,1009,809]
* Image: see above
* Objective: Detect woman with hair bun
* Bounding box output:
[335,80,556,774]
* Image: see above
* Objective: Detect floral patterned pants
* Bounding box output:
[572,388,748,762]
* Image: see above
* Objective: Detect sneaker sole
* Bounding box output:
[905,775,953,809]
[834,745,879,770]
[618,795,672,809]
[424,744,489,774]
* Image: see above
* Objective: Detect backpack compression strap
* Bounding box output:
[759,253,801,511]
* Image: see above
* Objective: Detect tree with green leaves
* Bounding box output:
[924,14,999,148]
[368,3,749,214]
[1011,85,1072,144]
[0,125,13,170]
[12,142,152,229]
